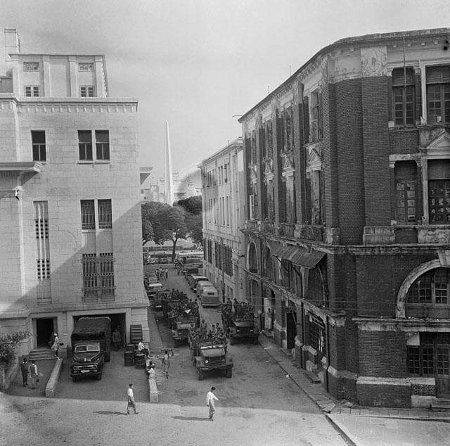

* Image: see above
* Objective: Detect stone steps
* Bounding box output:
[28,348,57,361]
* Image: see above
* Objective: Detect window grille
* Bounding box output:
[392,67,415,126]
[81,200,95,230]
[25,86,39,97]
[98,199,112,229]
[426,65,450,124]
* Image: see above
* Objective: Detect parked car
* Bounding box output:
[199,286,220,307]
[196,280,214,297]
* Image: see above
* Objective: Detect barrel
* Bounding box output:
[134,353,145,369]
[124,351,134,366]
[125,344,135,352]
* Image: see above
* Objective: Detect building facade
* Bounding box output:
[240,28,450,407]
[200,138,245,303]
[0,29,149,356]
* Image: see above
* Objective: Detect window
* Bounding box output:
[98,253,114,294]
[95,130,110,161]
[34,201,50,280]
[392,68,415,126]
[79,63,94,72]
[80,86,95,97]
[250,131,257,164]
[32,131,46,162]
[98,199,112,229]
[407,346,434,376]
[81,200,95,230]
[429,180,450,223]
[427,65,450,124]
[23,62,39,72]
[395,162,417,223]
[82,253,97,295]
[407,268,450,304]
[25,86,39,97]
[78,131,93,161]
[310,91,323,141]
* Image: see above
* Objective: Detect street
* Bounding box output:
[1,264,449,446]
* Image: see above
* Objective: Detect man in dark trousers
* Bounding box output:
[20,357,29,387]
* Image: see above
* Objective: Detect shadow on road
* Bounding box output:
[94,411,128,416]
[173,416,210,421]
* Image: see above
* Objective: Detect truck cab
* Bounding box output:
[195,343,233,380]
[70,342,104,381]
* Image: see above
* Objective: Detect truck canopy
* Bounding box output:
[71,317,111,341]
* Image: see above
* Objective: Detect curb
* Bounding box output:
[45,358,63,398]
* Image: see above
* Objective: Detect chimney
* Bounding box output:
[0,28,20,77]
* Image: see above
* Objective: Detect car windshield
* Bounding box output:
[74,344,100,353]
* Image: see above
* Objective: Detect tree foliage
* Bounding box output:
[175,196,202,215]
[142,199,204,256]
[0,331,29,367]
[141,201,188,259]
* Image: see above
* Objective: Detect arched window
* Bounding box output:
[248,243,258,274]
[263,247,273,280]
[406,267,450,318]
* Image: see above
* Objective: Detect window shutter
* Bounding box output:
[303,96,310,143]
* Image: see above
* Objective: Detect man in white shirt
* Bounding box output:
[126,383,138,415]
[206,386,219,421]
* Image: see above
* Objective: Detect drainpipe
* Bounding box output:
[325,314,330,393]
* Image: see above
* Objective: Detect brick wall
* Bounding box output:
[358,330,407,378]
[357,381,411,408]
[389,128,420,154]
[361,77,391,226]
[333,79,365,244]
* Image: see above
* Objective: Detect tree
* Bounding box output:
[141,201,188,260]
[175,196,202,215]
[175,195,203,246]
[0,331,29,367]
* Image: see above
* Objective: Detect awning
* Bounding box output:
[269,242,325,268]
[289,248,325,269]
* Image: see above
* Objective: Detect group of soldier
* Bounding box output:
[222,299,255,322]
[189,320,227,346]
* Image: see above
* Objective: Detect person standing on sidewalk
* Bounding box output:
[29,360,38,389]
[20,357,29,387]
[206,387,219,421]
[162,350,170,378]
[126,384,138,415]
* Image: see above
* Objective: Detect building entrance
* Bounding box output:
[36,318,55,347]
[73,313,126,347]
[286,311,297,349]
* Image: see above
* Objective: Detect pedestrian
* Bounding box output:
[20,357,28,387]
[126,383,138,415]
[51,333,60,357]
[29,360,38,389]
[112,328,121,350]
[165,268,169,280]
[162,349,170,378]
[206,386,219,421]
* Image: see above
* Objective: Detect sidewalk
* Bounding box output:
[258,333,450,422]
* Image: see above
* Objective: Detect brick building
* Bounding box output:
[0,29,148,356]
[200,138,245,303]
[239,28,450,407]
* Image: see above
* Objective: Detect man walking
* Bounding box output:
[126,383,138,415]
[162,350,170,378]
[20,357,29,387]
[206,386,219,421]
[29,360,38,389]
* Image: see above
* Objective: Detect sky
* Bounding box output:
[1,0,449,179]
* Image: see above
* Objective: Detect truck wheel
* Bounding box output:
[229,337,236,345]
[96,374,102,380]
[105,353,111,362]
[225,368,232,378]
[71,376,78,382]
[198,371,204,381]
[253,336,259,345]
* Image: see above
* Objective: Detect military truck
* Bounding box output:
[222,301,259,345]
[189,329,233,380]
[168,298,199,345]
[70,317,111,382]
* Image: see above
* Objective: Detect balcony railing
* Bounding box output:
[279,222,295,238]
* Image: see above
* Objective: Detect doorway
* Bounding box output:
[36,318,54,347]
[286,311,297,350]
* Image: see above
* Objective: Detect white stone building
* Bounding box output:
[200,138,246,302]
[0,29,148,355]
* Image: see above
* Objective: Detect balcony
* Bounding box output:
[279,222,295,238]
